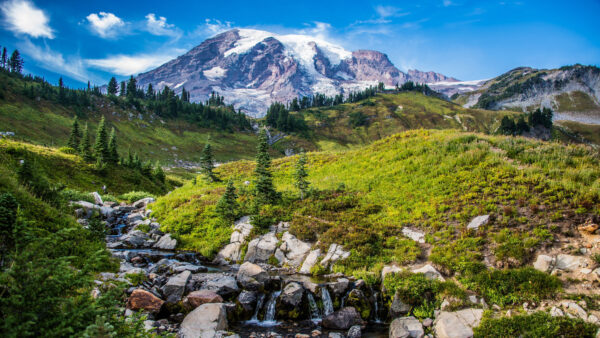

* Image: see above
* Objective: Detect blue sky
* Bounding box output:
[0,0,598,87]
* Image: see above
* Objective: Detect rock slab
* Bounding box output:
[179,303,228,338]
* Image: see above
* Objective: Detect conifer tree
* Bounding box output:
[79,123,93,162]
[9,49,23,73]
[153,161,165,183]
[294,150,309,200]
[253,129,278,205]
[216,180,239,222]
[199,141,216,181]
[67,117,81,149]
[119,81,126,96]
[107,77,118,95]
[1,47,7,69]
[107,127,118,164]
[93,117,109,164]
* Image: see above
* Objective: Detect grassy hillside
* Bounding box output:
[0,72,258,164]
[273,92,523,154]
[152,129,599,275]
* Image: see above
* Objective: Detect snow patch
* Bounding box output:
[203,67,227,80]
[174,81,186,89]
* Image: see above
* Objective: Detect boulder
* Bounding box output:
[390,291,412,317]
[215,243,243,264]
[154,234,177,250]
[232,216,253,242]
[237,290,258,314]
[466,215,489,230]
[412,264,445,281]
[382,265,403,280]
[299,249,321,274]
[127,212,144,224]
[121,230,148,248]
[162,271,191,302]
[563,301,587,320]
[347,325,362,338]
[185,290,223,309]
[402,228,425,243]
[276,282,306,319]
[555,254,588,272]
[179,303,228,338]
[434,308,483,338]
[320,244,350,269]
[533,255,555,273]
[390,317,424,338]
[132,197,155,209]
[327,278,350,298]
[345,289,371,320]
[245,232,279,263]
[322,307,363,330]
[200,275,239,297]
[92,192,103,205]
[127,289,164,313]
[237,262,269,290]
[173,264,207,273]
[275,232,312,267]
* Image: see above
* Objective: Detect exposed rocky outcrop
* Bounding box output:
[322,307,364,330]
[179,303,228,338]
[434,308,483,338]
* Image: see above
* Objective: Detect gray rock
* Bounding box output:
[328,333,344,338]
[466,215,489,230]
[550,306,564,317]
[179,303,228,338]
[533,255,555,273]
[434,308,483,338]
[278,282,304,308]
[275,232,312,267]
[320,244,350,269]
[322,307,363,330]
[299,249,321,274]
[412,264,444,281]
[237,262,269,290]
[328,278,350,298]
[127,212,144,224]
[402,228,425,243]
[92,192,103,205]
[245,232,279,263]
[347,325,362,338]
[121,230,149,248]
[390,292,412,317]
[422,318,433,327]
[201,275,239,296]
[132,197,155,209]
[154,234,177,250]
[162,271,191,302]
[555,254,588,272]
[390,317,424,338]
[237,290,258,313]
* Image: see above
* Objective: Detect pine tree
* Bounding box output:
[216,180,239,222]
[107,77,118,95]
[199,141,216,181]
[1,47,7,69]
[153,161,165,183]
[294,151,309,200]
[126,76,137,99]
[67,117,81,149]
[9,49,23,73]
[79,123,93,162]
[58,77,65,103]
[146,84,154,100]
[93,117,109,164]
[119,81,126,96]
[107,127,118,164]
[253,129,278,205]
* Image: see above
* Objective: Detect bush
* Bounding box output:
[429,237,486,276]
[118,191,155,203]
[474,311,597,338]
[60,189,94,203]
[58,146,77,154]
[465,268,562,307]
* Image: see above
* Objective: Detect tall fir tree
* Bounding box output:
[93,117,109,164]
[216,180,239,222]
[153,161,165,183]
[294,150,309,200]
[199,141,216,181]
[107,77,118,95]
[67,117,81,149]
[119,81,126,96]
[79,123,93,162]
[253,129,278,205]
[9,49,23,73]
[1,47,7,69]
[107,127,118,164]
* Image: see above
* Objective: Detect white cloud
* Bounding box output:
[18,39,97,83]
[145,13,180,37]
[86,12,124,38]
[1,0,54,38]
[203,18,232,35]
[297,22,333,41]
[85,51,184,76]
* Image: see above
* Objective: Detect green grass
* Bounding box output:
[555,91,600,113]
[152,130,600,277]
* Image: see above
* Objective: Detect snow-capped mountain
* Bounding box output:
[136,28,458,117]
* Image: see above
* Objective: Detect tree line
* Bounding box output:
[498,108,553,136]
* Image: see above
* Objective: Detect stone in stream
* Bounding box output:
[132,197,155,209]
[347,325,362,338]
[153,234,177,250]
[127,212,144,224]
[434,308,483,338]
[127,289,164,313]
[299,249,321,274]
[327,278,350,298]
[199,274,239,297]
[244,232,279,263]
[390,316,424,338]
[121,230,149,248]
[276,282,306,319]
[322,307,363,330]
[184,290,224,309]
[237,262,269,290]
[179,303,228,338]
[236,290,258,314]
[162,271,191,302]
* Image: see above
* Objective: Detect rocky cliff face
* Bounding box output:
[135,29,455,117]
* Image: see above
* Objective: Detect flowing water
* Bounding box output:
[262,291,281,325]
[307,293,321,321]
[321,288,334,316]
[248,293,266,323]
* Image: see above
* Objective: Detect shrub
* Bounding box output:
[60,189,94,203]
[118,191,155,203]
[58,146,77,154]
[474,311,596,338]
[429,237,486,276]
[383,271,466,310]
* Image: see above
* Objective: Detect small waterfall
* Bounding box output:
[340,288,352,308]
[321,288,334,316]
[249,293,266,322]
[263,291,281,324]
[307,293,321,321]
[373,291,382,323]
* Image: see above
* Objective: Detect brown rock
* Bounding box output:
[185,290,224,308]
[127,289,164,313]
[579,223,599,234]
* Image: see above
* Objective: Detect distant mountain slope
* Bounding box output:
[135,29,456,117]
[453,65,600,124]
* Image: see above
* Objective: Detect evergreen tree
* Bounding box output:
[107,77,118,95]
[199,141,216,181]
[9,49,23,73]
[93,117,109,164]
[153,161,165,183]
[107,127,118,164]
[515,115,530,134]
[1,47,7,69]
[216,180,239,222]
[58,77,66,103]
[253,129,278,205]
[294,151,309,200]
[119,81,126,96]
[126,76,137,99]
[499,116,517,135]
[67,117,81,149]
[0,192,18,254]
[79,123,93,162]
[146,84,154,100]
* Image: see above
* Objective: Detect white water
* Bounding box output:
[262,291,281,325]
[248,293,266,322]
[373,291,382,323]
[307,293,321,321]
[321,288,334,316]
